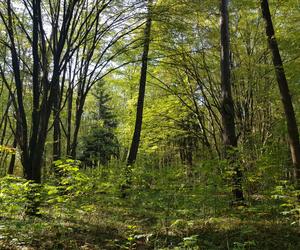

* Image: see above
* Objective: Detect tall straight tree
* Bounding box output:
[127,0,153,166]
[260,0,300,184]
[220,0,244,201]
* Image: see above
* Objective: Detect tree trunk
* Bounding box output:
[220,0,244,201]
[8,135,17,175]
[70,97,85,159]
[260,0,300,184]
[66,80,73,157]
[120,0,153,198]
[53,88,61,161]
[127,0,152,166]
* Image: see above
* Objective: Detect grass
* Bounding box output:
[0,191,299,250]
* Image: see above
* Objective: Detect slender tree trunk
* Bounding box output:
[53,88,61,161]
[261,0,300,184]
[8,135,17,175]
[70,97,85,159]
[220,0,244,201]
[66,81,73,156]
[70,111,82,159]
[120,0,153,198]
[127,0,152,166]
[0,108,8,146]
[0,113,9,171]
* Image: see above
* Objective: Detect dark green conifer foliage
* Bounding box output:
[80,85,119,167]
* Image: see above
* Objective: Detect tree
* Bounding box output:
[260,0,300,185]
[127,0,153,166]
[0,0,122,182]
[220,0,244,201]
[79,84,119,167]
[80,128,119,167]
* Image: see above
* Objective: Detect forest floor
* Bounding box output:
[0,192,299,250]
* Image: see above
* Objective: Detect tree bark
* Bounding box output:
[53,87,61,161]
[66,79,73,157]
[127,0,153,166]
[220,0,244,201]
[70,92,85,159]
[8,135,17,175]
[261,0,300,184]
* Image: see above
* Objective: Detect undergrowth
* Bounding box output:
[0,159,299,249]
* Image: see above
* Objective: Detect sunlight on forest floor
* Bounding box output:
[0,192,299,250]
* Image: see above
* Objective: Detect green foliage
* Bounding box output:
[45,159,95,216]
[79,127,120,166]
[78,83,120,167]
[0,176,30,216]
[233,240,257,250]
[272,181,300,225]
[0,159,95,218]
[178,234,199,249]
